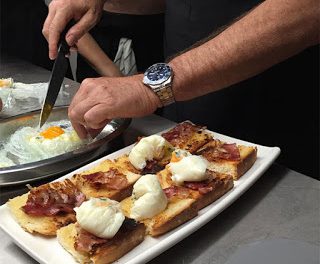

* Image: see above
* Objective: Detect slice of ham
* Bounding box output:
[163,186,191,199]
[198,141,241,162]
[74,218,139,254]
[75,226,109,254]
[22,179,85,216]
[141,160,164,175]
[184,181,213,194]
[84,169,128,190]
[161,122,199,146]
[217,143,241,161]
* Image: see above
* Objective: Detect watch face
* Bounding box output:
[143,63,172,85]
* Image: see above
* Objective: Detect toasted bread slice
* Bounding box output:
[197,140,257,180]
[192,173,234,211]
[7,180,82,236]
[120,195,198,237]
[157,168,234,211]
[71,156,141,201]
[161,121,212,154]
[57,221,146,264]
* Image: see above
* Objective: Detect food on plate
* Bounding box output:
[130,174,168,221]
[5,121,258,262]
[158,149,234,210]
[121,173,199,237]
[196,139,257,180]
[71,155,141,201]
[0,120,87,168]
[128,134,174,174]
[57,198,146,264]
[161,121,212,153]
[7,179,85,236]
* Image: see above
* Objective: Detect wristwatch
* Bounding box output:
[142,63,175,106]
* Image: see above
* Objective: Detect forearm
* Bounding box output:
[170,0,319,101]
[77,33,122,77]
[104,0,165,15]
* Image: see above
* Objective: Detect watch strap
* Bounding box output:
[153,82,175,106]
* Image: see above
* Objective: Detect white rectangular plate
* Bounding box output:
[0,127,280,264]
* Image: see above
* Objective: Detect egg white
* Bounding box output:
[0,120,86,168]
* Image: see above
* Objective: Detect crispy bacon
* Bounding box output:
[162,122,199,146]
[141,160,164,175]
[198,141,240,161]
[74,218,139,254]
[22,179,85,216]
[163,185,191,199]
[218,143,241,161]
[75,226,109,254]
[184,181,213,194]
[84,169,128,190]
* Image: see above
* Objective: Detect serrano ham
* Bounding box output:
[75,226,109,254]
[162,122,198,146]
[198,141,241,161]
[141,160,164,175]
[22,179,85,216]
[184,181,213,194]
[74,218,139,254]
[84,169,128,190]
[163,186,191,199]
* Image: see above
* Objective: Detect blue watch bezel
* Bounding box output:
[143,63,172,86]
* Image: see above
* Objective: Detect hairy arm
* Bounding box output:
[169,0,319,101]
[77,33,122,77]
[104,0,165,15]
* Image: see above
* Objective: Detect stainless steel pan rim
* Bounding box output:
[0,106,131,186]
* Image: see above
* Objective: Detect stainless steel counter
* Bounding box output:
[0,57,319,264]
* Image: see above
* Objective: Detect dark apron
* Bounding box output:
[162,0,319,178]
[163,0,262,133]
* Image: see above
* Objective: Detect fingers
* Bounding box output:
[43,0,103,60]
[69,103,109,139]
[42,7,56,42]
[70,120,88,139]
[65,11,97,47]
[84,104,112,129]
[48,11,72,59]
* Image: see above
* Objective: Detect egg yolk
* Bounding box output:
[170,152,183,163]
[0,80,8,87]
[40,126,65,139]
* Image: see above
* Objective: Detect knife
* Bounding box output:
[39,22,73,128]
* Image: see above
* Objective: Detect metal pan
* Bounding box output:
[0,106,131,186]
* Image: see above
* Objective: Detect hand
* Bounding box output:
[42,0,105,60]
[68,75,161,139]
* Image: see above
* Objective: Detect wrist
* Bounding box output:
[168,56,192,102]
[135,74,162,111]
[142,63,175,107]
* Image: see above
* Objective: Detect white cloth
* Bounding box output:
[0,81,69,118]
[113,38,137,76]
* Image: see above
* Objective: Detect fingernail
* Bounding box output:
[66,34,74,46]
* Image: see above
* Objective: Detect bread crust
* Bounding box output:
[194,174,234,211]
[7,193,76,236]
[71,156,141,201]
[161,121,213,153]
[57,222,146,264]
[197,140,257,180]
[149,198,198,236]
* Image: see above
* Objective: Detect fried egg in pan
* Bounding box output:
[0,120,87,168]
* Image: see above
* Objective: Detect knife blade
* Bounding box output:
[39,23,73,128]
